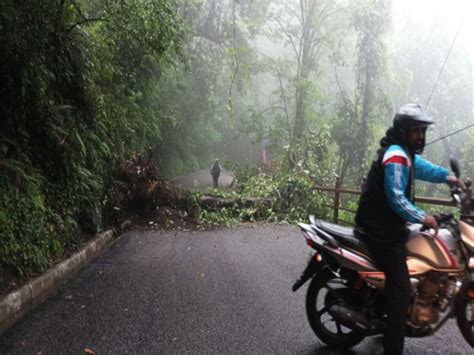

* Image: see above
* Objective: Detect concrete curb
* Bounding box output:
[0,225,124,335]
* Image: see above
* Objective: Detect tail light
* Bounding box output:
[306,238,315,248]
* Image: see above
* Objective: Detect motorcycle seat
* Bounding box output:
[314,219,373,257]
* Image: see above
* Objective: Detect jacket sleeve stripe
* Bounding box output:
[383,156,409,166]
[382,147,411,166]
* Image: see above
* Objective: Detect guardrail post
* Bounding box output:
[334,176,341,224]
[462,179,472,216]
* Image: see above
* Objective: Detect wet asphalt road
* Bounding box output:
[0,224,472,354]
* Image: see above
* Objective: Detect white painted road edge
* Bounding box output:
[0,228,118,335]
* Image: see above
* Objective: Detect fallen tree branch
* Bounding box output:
[199,195,272,210]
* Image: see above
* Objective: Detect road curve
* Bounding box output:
[172,169,234,191]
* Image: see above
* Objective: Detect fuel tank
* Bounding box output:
[459,220,474,252]
[359,224,465,289]
[406,224,465,271]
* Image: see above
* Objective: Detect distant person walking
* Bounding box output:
[210,159,222,188]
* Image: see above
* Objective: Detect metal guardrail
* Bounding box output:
[313,176,472,225]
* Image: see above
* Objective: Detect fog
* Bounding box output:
[214,0,473,182]
[390,0,472,162]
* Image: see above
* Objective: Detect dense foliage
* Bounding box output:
[0,0,185,280]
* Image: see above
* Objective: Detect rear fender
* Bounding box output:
[292,253,324,292]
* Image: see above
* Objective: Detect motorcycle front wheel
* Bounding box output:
[306,270,364,348]
[455,281,474,347]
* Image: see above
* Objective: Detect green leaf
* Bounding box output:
[75,132,87,157]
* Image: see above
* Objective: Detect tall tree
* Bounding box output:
[266,0,343,142]
[332,0,392,183]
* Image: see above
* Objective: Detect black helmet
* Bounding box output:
[392,104,433,154]
[393,103,434,130]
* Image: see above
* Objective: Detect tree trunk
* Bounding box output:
[199,195,272,210]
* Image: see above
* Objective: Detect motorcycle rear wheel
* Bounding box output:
[306,270,365,348]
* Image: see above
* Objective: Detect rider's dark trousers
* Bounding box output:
[360,226,411,355]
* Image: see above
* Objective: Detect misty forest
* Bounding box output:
[0,0,472,283]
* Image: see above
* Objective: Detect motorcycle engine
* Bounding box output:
[409,273,448,326]
[411,302,438,325]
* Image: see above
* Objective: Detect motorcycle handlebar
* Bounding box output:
[420,213,453,232]
[451,186,465,206]
[436,213,454,224]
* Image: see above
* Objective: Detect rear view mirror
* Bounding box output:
[449,156,461,178]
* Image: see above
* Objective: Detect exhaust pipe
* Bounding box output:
[328,304,386,335]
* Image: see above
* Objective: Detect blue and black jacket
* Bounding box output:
[355,129,449,241]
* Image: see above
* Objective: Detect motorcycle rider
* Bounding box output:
[355,103,459,355]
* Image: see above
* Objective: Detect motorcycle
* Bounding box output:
[292,158,474,348]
